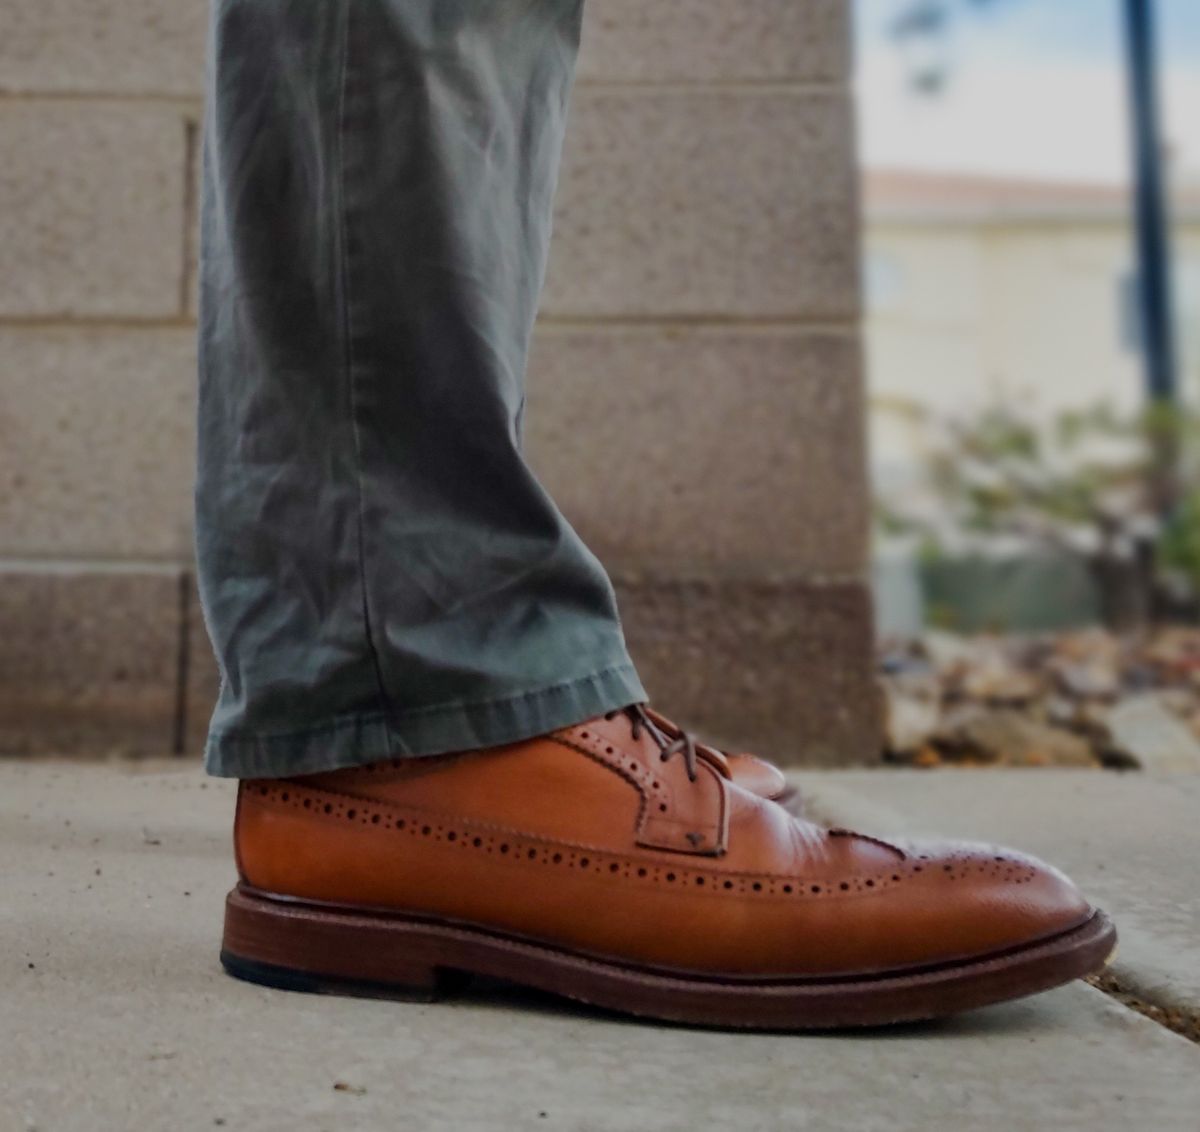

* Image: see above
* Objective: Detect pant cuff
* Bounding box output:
[203,661,647,778]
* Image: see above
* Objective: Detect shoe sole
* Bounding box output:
[220,884,1117,1030]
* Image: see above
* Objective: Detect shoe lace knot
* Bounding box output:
[604,704,699,783]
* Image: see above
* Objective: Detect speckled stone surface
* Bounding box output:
[616,574,882,766]
[0,328,196,559]
[544,89,859,320]
[0,104,187,318]
[0,1,207,96]
[577,0,849,83]
[0,568,181,756]
[527,327,867,577]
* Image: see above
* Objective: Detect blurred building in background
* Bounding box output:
[0,2,879,764]
[866,169,1200,488]
[859,0,1200,638]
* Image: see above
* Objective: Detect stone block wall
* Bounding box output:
[0,1,880,764]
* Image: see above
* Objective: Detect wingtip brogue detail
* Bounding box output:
[223,706,1116,1029]
[827,827,909,860]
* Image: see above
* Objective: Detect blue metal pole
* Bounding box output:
[1124,0,1178,403]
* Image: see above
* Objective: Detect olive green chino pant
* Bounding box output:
[197,0,645,777]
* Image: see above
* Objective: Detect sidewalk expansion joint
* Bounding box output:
[1087,971,1200,1045]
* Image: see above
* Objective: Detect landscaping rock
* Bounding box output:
[1106,693,1200,772]
[936,708,1097,768]
[881,626,1200,767]
[883,686,940,754]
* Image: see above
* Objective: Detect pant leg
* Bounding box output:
[196,0,644,778]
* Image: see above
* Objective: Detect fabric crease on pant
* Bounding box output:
[196,0,645,777]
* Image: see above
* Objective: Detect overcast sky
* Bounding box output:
[856,0,1200,184]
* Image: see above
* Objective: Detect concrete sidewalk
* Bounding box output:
[3,761,1199,1132]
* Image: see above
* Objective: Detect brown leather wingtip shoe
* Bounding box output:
[221,706,1116,1030]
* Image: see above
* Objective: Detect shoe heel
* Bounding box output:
[220,885,454,1003]
[219,949,446,1002]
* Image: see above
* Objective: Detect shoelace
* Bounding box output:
[604,704,699,783]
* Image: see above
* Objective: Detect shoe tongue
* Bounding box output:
[696,744,732,779]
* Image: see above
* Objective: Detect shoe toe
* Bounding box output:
[895,838,1094,964]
